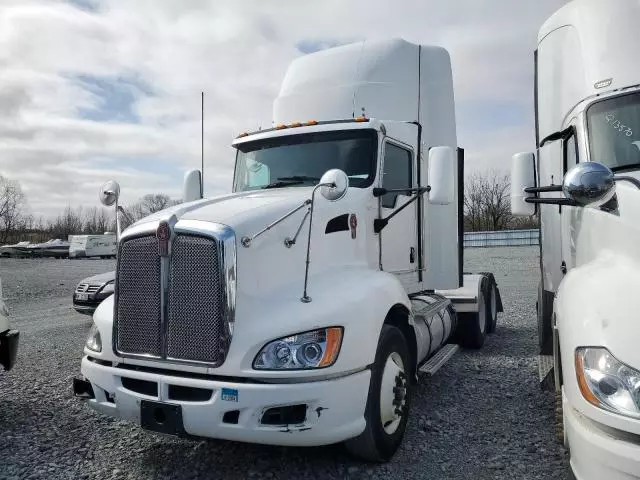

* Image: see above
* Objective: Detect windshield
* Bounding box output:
[233,129,378,192]
[586,91,640,171]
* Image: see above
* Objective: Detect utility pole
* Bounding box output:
[201,91,204,197]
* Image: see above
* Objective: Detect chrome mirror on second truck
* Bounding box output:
[562,162,616,207]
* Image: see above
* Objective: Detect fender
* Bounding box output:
[555,250,640,435]
[86,267,411,381]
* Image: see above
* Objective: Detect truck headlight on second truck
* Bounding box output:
[576,347,640,419]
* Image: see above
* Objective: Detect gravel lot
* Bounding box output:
[0,247,570,480]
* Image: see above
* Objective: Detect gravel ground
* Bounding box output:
[0,248,570,480]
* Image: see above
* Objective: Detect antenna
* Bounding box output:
[201,91,204,197]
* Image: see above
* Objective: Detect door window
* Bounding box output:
[381,143,413,208]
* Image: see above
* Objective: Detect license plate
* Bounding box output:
[76,293,89,301]
[140,400,185,436]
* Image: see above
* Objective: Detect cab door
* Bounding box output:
[377,124,420,292]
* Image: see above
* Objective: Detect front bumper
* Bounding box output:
[76,356,371,447]
[0,330,19,371]
[565,391,640,479]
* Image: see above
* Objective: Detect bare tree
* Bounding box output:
[464,170,512,232]
[0,175,28,243]
[120,193,182,229]
[49,206,84,239]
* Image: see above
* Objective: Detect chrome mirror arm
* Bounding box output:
[241,199,312,248]
[300,181,336,303]
[613,175,640,190]
[284,208,311,248]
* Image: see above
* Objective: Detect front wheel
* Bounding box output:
[344,325,412,462]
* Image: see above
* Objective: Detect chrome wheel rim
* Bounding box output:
[380,351,406,435]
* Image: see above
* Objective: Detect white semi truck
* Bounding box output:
[73,38,503,462]
[510,0,640,477]
[0,277,19,372]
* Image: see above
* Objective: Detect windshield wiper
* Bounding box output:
[261,180,305,189]
[261,176,321,189]
[276,176,321,182]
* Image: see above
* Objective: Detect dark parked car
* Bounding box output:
[73,271,115,315]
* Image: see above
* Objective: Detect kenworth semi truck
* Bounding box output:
[73,38,503,462]
[510,0,640,477]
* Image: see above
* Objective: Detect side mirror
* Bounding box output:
[99,180,120,207]
[99,180,122,241]
[319,169,349,201]
[183,169,203,202]
[511,152,536,216]
[563,162,615,207]
[428,146,455,205]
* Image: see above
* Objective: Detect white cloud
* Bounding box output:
[0,0,568,219]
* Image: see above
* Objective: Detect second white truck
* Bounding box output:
[73,38,502,462]
[511,0,640,478]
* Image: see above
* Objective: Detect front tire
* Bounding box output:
[344,325,412,462]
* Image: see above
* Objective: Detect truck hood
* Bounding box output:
[130,187,316,238]
[123,185,374,299]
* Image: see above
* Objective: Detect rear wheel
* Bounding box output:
[344,325,412,462]
[486,280,498,334]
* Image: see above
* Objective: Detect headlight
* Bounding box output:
[100,281,114,295]
[575,347,640,419]
[253,327,343,370]
[85,323,102,352]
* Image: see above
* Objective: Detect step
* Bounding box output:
[419,344,459,376]
[538,354,555,392]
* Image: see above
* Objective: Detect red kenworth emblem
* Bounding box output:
[157,221,170,256]
[349,214,357,239]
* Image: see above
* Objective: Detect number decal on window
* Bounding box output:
[605,113,633,136]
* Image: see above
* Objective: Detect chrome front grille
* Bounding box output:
[167,235,225,364]
[115,236,162,358]
[113,223,235,367]
[76,283,101,294]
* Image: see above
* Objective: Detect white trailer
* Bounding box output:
[0,277,19,372]
[68,234,117,259]
[73,38,503,462]
[510,0,640,477]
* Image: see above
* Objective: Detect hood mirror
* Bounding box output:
[99,180,120,207]
[319,169,349,201]
[99,180,122,241]
[563,162,615,207]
